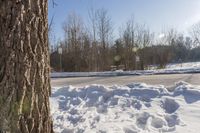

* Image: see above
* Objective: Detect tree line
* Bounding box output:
[50,9,200,72]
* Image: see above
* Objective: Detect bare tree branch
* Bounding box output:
[51,0,58,8]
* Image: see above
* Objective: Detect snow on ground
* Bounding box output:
[50,81,200,133]
[166,62,200,70]
[51,62,200,78]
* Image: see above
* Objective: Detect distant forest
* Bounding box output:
[49,9,200,72]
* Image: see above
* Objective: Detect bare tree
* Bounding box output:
[96,8,113,70]
[88,7,98,43]
[121,17,139,70]
[136,24,153,69]
[0,0,53,132]
[191,22,200,47]
[166,29,178,46]
[63,12,84,71]
[157,28,178,46]
[88,7,99,71]
[120,16,155,70]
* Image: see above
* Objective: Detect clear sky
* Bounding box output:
[48,0,200,40]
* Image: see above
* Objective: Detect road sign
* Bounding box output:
[58,47,62,54]
[136,56,140,62]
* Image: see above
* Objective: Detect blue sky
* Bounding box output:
[48,0,200,40]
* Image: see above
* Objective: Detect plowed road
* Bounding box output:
[51,73,200,87]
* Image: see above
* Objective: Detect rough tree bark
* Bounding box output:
[0,0,53,132]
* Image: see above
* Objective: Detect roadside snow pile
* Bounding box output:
[50,82,200,133]
[51,71,123,78]
[51,62,200,78]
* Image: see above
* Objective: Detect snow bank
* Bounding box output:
[50,82,200,133]
[50,71,143,78]
[51,62,200,78]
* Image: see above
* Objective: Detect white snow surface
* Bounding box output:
[51,62,200,78]
[50,81,200,133]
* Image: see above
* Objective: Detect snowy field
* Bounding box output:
[50,81,200,133]
[51,62,200,78]
[165,62,200,70]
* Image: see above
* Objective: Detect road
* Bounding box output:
[51,73,200,87]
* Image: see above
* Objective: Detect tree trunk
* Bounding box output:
[0,0,53,133]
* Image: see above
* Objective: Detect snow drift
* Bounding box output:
[51,62,200,78]
[50,82,200,133]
